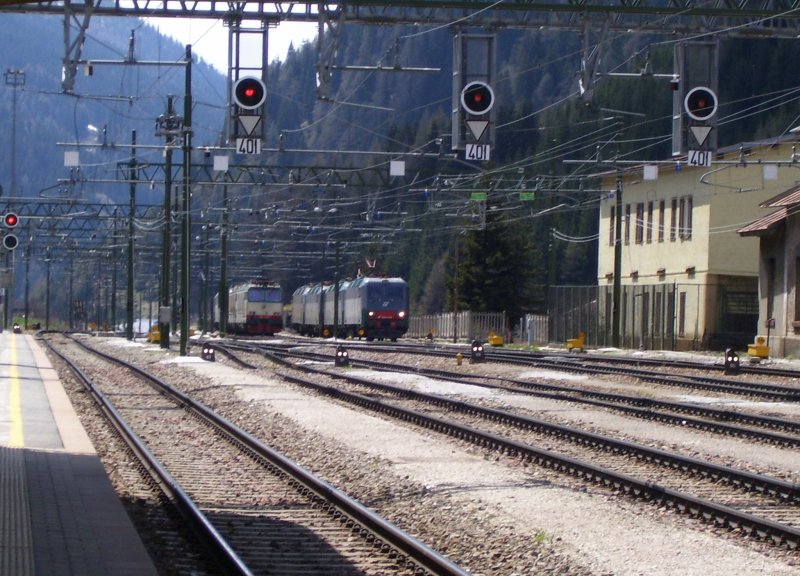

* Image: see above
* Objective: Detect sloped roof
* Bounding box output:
[738,207,788,236]
[759,183,800,208]
[738,179,800,236]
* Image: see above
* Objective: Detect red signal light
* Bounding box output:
[3,212,18,229]
[233,76,266,110]
[460,81,494,116]
[684,87,718,122]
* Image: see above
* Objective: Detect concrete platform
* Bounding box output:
[0,330,158,576]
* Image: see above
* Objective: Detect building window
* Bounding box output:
[624,204,631,245]
[609,205,615,246]
[794,257,800,332]
[678,291,687,337]
[670,198,678,242]
[646,201,653,244]
[658,200,665,243]
[635,203,644,244]
[679,195,693,240]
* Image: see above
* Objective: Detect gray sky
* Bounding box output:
[148,18,317,73]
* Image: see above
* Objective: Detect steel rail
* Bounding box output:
[254,343,800,445]
[268,361,800,547]
[212,339,800,447]
[343,338,800,394]
[262,347,800,500]
[515,346,800,379]
[60,334,472,576]
[42,336,255,576]
[493,351,800,401]
[335,341,800,401]
[250,347,800,549]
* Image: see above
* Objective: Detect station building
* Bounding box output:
[738,180,800,357]
[590,136,800,351]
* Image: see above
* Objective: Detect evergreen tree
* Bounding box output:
[447,198,545,327]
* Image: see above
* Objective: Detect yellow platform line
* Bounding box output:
[8,336,24,447]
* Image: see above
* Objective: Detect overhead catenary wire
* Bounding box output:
[31,3,800,269]
[551,228,600,243]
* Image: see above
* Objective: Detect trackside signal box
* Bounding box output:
[672,41,719,158]
[2,212,19,251]
[452,33,495,152]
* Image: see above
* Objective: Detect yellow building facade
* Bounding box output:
[597,139,800,350]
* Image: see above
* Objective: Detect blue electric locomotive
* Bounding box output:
[291,276,409,341]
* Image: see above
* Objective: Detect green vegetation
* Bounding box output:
[3,16,798,329]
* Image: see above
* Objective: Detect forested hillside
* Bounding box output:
[2,12,800,326]
[0,14,225,203]
[260,25,800,321]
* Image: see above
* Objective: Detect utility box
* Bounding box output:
[747,336,769,360]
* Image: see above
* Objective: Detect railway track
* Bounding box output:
[497,346,800,379]
[208,339,800,551]
[213,339,800,449]
[42,333,469,576]
[238,336,800,401]
[432,345,800,401]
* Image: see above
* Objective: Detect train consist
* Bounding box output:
[216,280,283,335]
[291,276,409,341]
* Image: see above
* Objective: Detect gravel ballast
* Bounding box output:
[89,338,800,576]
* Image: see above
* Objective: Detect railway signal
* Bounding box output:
[451,33,495,153]
[460,81,494,116]
[671,42,719,157]
[201,344,216,362]
[724,348,740,375]
[2,234,18,251]
[2,212,19,250]
[470,340,485,363]
[335,345,349,367]
[683,86,718,166]
[460,81,495,160]
[684,86,718,121]
[232,77,266,155]
[233,76,266,110]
